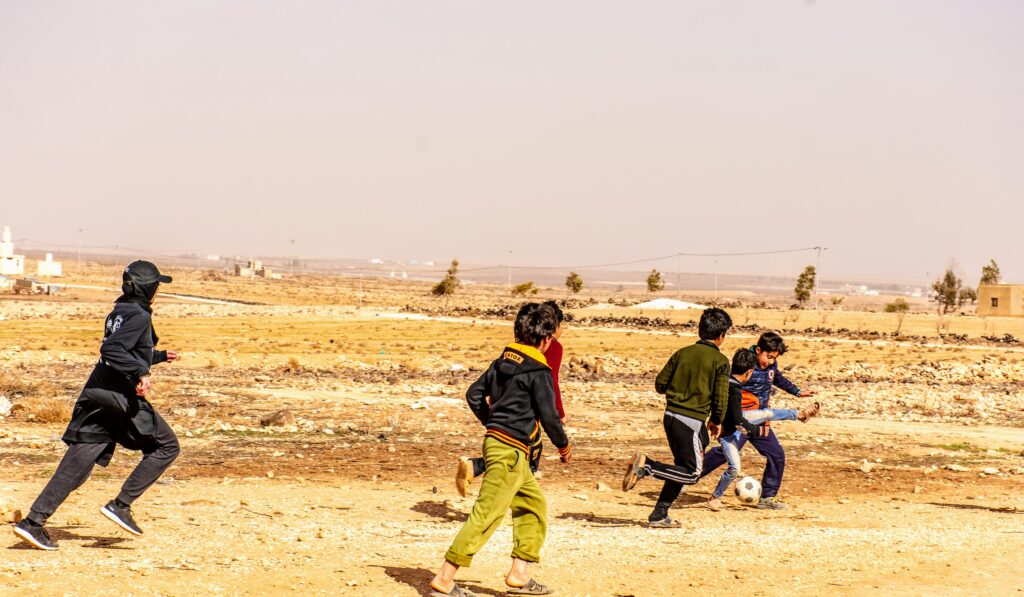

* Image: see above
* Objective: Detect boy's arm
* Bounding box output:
[465,367,493,426]
[727,387,759,434]
[99,311,151,383]
[533,372,571,461]
[772,366,802,397]
[654,352,678,395]
[709,360,729,425]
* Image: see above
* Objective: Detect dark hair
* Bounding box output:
[514,303,558,347]
[756,331,788,355]
[542,300,565,324]
[731,348,757,375]
[698,307,732,341]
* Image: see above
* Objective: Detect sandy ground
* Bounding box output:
[2,270,1023,596]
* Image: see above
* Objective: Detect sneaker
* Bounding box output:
[622,452,648,491]
[101,500,143,536]
[798,402,821,423]
[707,497,723,512]
[757,496,788,510]
[455,458,473,498]
[647,516,681,528]
[13,520,58,551]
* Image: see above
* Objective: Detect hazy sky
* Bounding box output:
[1,1,1021,282]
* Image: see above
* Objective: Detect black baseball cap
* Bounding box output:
[123,260,172,285]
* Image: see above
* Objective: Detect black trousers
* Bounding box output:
[28,412,179,525]
[646,411,709,519]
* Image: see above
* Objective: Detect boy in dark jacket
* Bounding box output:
[699,331,818,510]
[621,307,732,527]
[430,303,572,597]
[14,261,181,551]
[456,300,567,497]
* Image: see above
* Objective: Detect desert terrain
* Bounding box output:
[1,265,1023,596]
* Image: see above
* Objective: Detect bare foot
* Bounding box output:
[707,497,723,511]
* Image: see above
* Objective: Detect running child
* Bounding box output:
[455,300,566,496]
[621,307,732,528]
[14,261,181,550]
[699,331,818,510]
[707,348,819,511]
[429,303,572,597]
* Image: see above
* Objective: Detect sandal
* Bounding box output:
[506,578,553,595]
[647,516,681,528]
[622,452,647,491]
[797,401,821,422]
[430,583,477,597]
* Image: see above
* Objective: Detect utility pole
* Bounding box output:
[814,246,823,310]
[714,259,719,302]
[676,253,681,298]
[289,239,296,276]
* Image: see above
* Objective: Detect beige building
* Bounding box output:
[977,284,1024,317]
[0,225,25,276]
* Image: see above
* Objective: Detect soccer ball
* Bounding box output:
[734,476,761,505]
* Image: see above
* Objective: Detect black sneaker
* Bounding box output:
[13,520,58,551]
[101,501,143,536]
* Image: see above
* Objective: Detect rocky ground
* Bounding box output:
[1,271,1023,596]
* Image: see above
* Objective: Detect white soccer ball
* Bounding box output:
[734,476,762,505]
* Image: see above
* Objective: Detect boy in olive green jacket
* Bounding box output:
[622,307,731,527]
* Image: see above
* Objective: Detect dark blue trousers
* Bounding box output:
[700,428,785,498]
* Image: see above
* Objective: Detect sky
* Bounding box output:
[1,1,1021,283]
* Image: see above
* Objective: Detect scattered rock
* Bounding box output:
[0,396,12,417]
[859,460,876,474]
[260,410,295,427]
[944,464,970,472]
[596,482,611,492]
[982,467,1000,475]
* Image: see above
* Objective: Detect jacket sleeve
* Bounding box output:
[772,365,801,396]
[152,350,168,365]
[99,310,151,383]
[533,371,570,455]
[547,341,564,418]
[465,366,493,426]
[654,352,678,395]
[709,359,730,425]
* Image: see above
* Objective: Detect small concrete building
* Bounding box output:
[977,284,1024,317]
[0,225,25,276]
[36,253,63,277]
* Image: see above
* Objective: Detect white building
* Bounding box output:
[0,225,25,276]
[37,253,63,277]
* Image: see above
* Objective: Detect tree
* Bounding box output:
[431,259,460,297]
[511,281,538,297]
[794,265,816,307]
[931,268,963,314]
[959,287,977,306]
[646,269,664,294]
[565,271,583,296]
[884,298,910,313]
[980,259,1001,285]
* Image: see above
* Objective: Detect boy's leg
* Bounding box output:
[445,439,526,567]
[745,408,798,425]
[117,413,180,506]
[647,413,706,521]
[27,442,110,526]
[508,472,547,567]
[711,436,742,499]
[699,433,747,480]
[748,429,785,500]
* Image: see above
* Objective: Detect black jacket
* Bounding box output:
[720,378,760,438]
[466,343,570,455]
[62,301,168,451]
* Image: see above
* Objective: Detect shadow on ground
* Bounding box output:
[412,500,469,522]
[378,566,505,596]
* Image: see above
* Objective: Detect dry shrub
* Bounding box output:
[11,396,72,424]
[0,373,62,401]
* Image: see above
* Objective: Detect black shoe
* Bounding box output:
[101,500,143,536]
[13,520,58,551]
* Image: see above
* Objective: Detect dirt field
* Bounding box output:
[2,267,1023,596]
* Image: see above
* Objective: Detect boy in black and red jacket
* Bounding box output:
[429,303,572,597]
